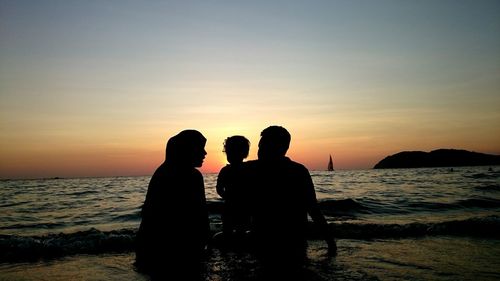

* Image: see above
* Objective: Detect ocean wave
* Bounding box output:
[0,222,68,231]
[205,198,500,218]
[318,199,368,216]
[457,198,500,208]
[111,212,141,222]
[405,198,500,211]
[0,228,136,263]
[474,184,500,191]
[66,190,100,196]
[328,216,500,239]
[464,172,500,179]
[1,216,499,263]
[315,198,500,216]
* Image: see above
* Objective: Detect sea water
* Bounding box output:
[1,166,499,280]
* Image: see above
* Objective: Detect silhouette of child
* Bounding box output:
[216,135,251,244]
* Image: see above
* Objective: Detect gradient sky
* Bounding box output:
[1,0,499,179]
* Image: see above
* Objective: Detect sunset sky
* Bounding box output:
[1,0,499,179]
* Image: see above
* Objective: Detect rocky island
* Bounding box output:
[373,149,500,169]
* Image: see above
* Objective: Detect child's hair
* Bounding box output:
[223,135,250,158]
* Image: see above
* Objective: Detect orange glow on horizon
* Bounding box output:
[2,126,500,179]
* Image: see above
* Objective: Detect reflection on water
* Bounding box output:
[1,237,499,281]
[0,166,499,281]
[335,237,500,281]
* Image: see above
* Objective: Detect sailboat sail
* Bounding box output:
[328,155,334,171]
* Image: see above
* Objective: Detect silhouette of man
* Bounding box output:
[135,130,209,280]
[248,125,336,278]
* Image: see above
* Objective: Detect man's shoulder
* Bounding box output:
[219,165,230,173]
[285,158,309,171]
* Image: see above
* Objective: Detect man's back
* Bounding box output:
[248,157,317,266]
[247,125,336,278]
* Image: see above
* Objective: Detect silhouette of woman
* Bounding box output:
[135,130,209,280]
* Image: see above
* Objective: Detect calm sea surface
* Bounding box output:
[1,166,500,280]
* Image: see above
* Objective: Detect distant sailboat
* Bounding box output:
[328,155,334,171]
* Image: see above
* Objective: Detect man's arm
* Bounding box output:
[302,167,337,255]
[309,204,337,255]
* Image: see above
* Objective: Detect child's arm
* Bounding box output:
[216,167,227,198]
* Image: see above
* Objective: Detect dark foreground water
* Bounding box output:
[1,166,499,280]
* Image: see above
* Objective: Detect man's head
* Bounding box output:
[258,126,291,160]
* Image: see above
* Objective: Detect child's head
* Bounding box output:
[223,135,250,164]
